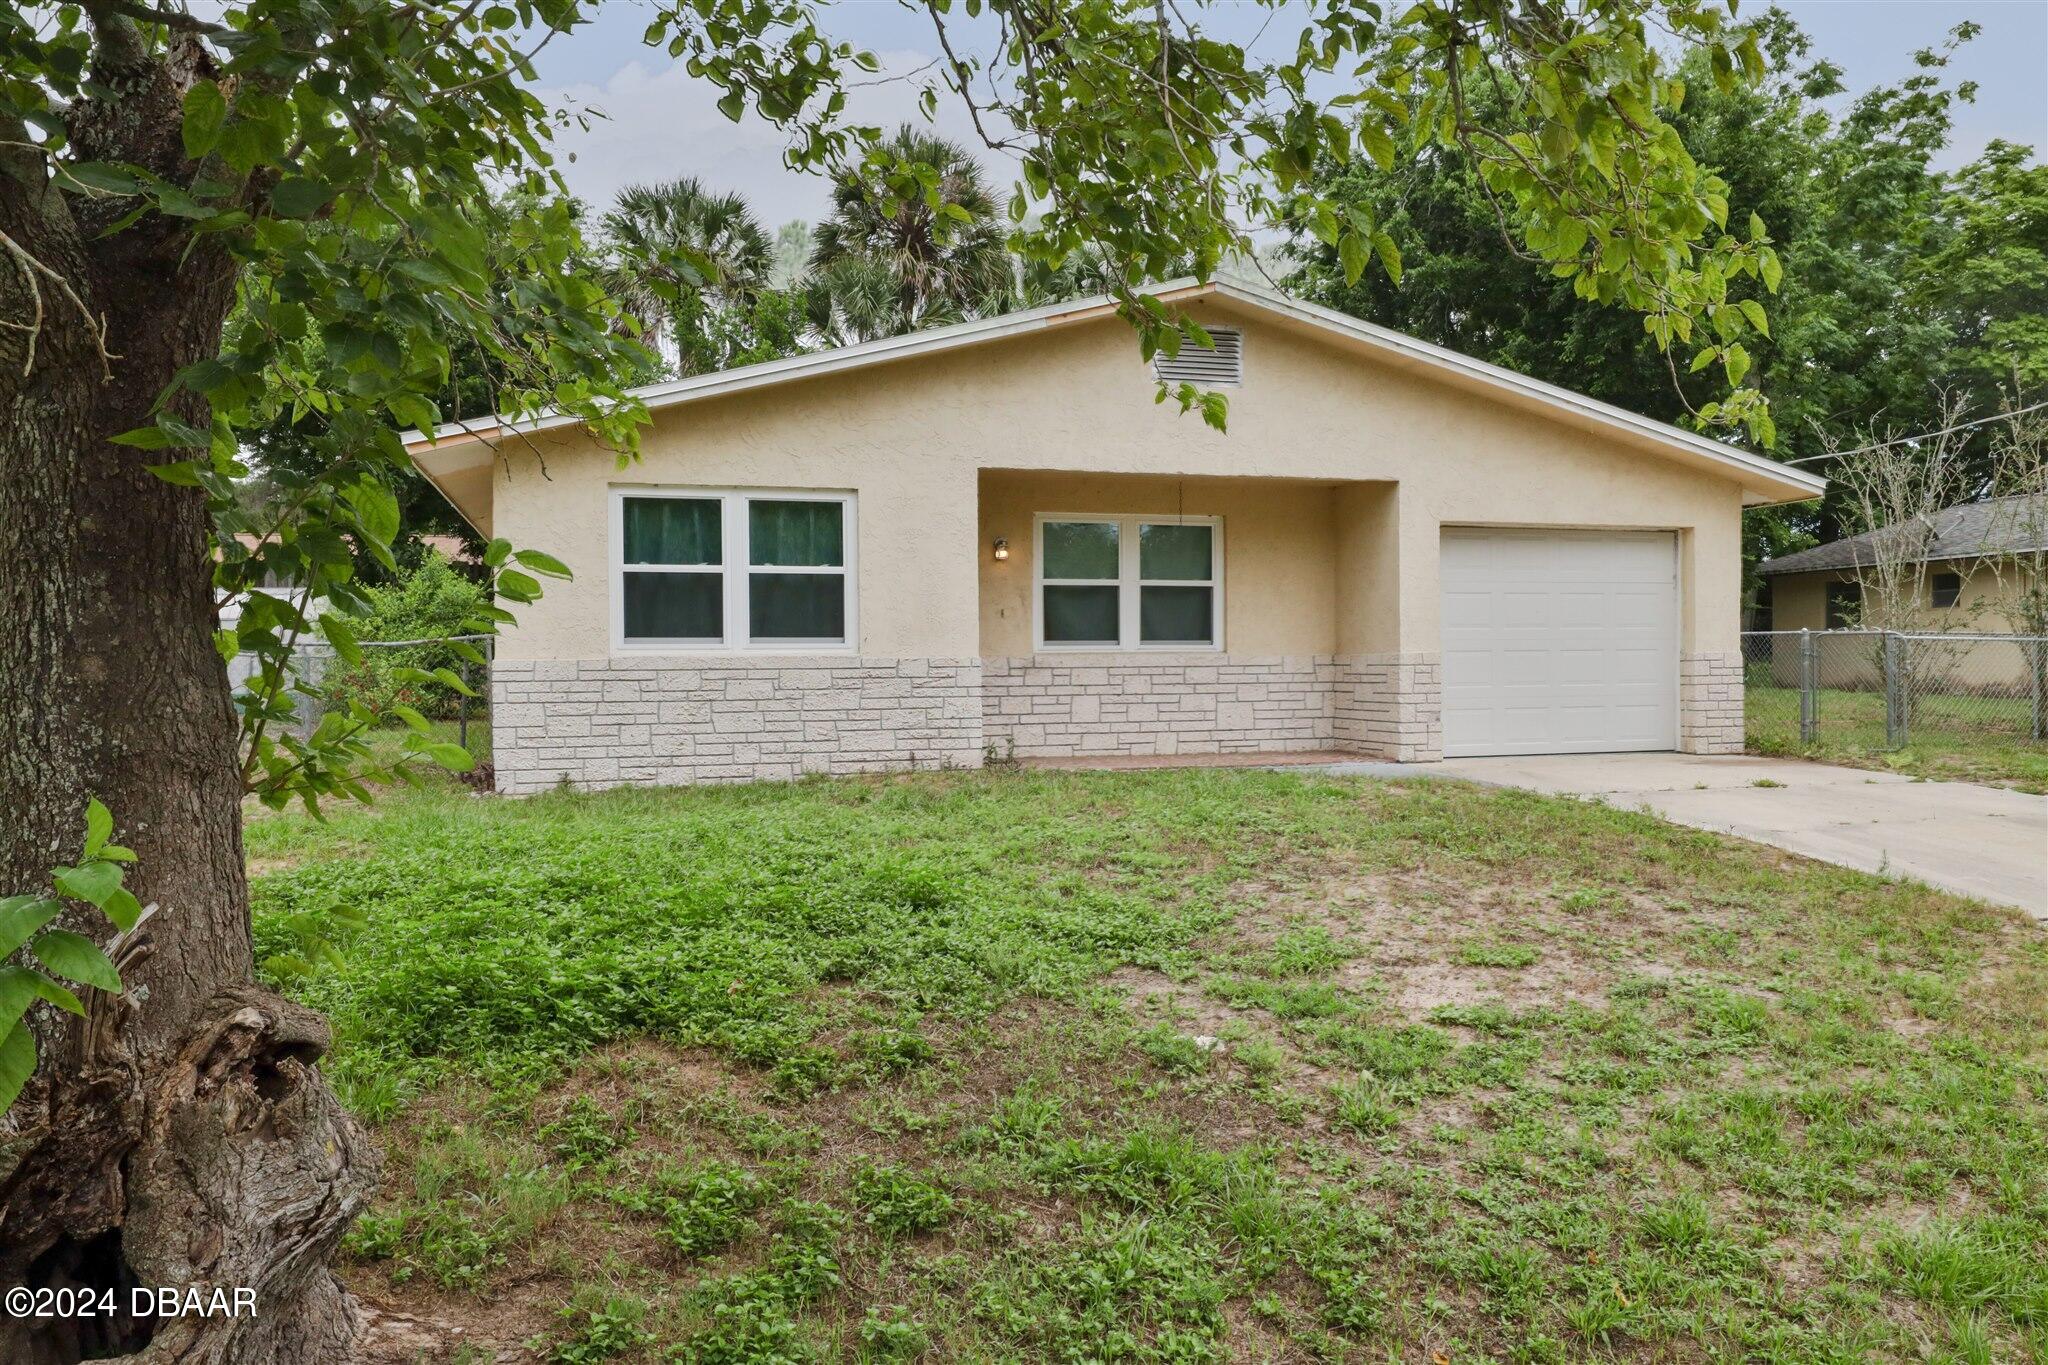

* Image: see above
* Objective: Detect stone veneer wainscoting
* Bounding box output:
[1332,653,1443,763]
[980,655,1346,758]
[491,648,1736,790]
[1678,651,1745,755]
[490,658,985,794]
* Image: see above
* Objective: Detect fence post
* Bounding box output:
[1883,632,1908,749]
[1798,628,1818,745]
[2033,637,2046,743]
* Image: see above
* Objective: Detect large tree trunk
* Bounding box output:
[0,116,378,1364]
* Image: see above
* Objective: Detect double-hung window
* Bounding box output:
[1035,514,1221,649]
[615,489,853,650]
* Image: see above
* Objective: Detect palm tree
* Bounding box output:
[808,127,1012,341]
[602,178,772,371]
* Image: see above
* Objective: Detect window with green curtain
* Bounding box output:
[618,491,854,647]
[1139,523,1211,581]
[1042,521,1119,579]
[1139,586,1212,643]
[750,500,843,567]
[624,496,720,565]
[624,571,722,640]
[750,573,845,640]
[1044,585,1120,643]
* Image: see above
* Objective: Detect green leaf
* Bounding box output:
[100,888,143,934]
[83,798,112,856]
[0,965,71,1030]
[419,742,476,773]
[0,900,60,962]
[717,91,744,122]
[0,1021,34,1113]
[319,614,363,667]
[345,480,401,549]
[145,461,204,486]
[62,161,142,195]
[31,931,122,994]
[511,549,572,579]
[1338,232,1367,287]
[181,82,227,159]
[1723,343,1752,388]
[270,177,332,218]
[53,862,120,909]
[1737,298,1770,339]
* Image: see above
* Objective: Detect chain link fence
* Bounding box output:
[1742,629,2048,751]
[290,634,494,765]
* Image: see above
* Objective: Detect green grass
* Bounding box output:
[252,769,2048,1362]
[1746,682,2048,792]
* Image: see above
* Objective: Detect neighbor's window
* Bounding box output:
[1930,571,1962,609]
[1825,581,1860,629]
[617,490,852,648]
[1036,515,1221,649]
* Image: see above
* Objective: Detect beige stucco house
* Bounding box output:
[406,277,1823,793]
[1758,493,2046,691]
[1761,494,2046,634]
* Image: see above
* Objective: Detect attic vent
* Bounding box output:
[1152,328,1243,387]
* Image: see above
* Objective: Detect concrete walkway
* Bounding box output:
[1316,752,2046,919]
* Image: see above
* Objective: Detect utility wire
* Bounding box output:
[1785,400,2048,465]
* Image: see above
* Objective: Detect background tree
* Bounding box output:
[601,177,795,375]
[0,0,1803,1357]
[1283,11,2003,574]
[808,126,1012,338]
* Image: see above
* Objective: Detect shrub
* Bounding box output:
[319,553,488,718]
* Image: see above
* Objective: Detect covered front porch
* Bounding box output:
[972,469,1441,763]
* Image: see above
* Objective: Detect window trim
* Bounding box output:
[1032,512,1224,652]
[611,486,857,654]
[1930,571,1962,610]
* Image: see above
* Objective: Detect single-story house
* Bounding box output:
[1759,493,2046,632]
[1756,492,2046,691]
[405,276,1823,794]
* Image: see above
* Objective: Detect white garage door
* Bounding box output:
[1440,528,1678,757]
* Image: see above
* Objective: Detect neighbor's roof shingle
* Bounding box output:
[1758,493,2048,576]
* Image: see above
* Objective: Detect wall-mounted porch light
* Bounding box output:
[992,536,1009,562]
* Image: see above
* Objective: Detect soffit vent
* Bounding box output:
[1151,328,1243,386]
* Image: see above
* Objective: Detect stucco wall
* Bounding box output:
[1768,563,2020,632]
[486,299,1749,665]
[976,471,1340,656]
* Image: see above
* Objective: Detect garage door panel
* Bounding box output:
[1441,529,1678,757]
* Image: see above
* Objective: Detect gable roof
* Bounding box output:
[1758,493,2048,576]
[406,275,1825,531]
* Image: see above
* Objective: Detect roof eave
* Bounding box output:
[400,275,1826,507]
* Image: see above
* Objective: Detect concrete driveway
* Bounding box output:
[1404,754,2047,918]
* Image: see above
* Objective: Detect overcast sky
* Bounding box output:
[529,1,2048,229]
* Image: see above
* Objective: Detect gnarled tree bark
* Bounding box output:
[0,16,378,1365]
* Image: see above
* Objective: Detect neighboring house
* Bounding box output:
[405,276,1822,794]
[1759,494,2048,633]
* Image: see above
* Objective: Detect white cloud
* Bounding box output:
[539,48,1022,228]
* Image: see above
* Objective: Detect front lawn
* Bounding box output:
[1746,682,2048,793]
[249,770,2048,1363]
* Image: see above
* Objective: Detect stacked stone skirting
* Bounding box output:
[491,658,984,794]
[1678,651,1745,755]
[980,655,1345,758]
[493,647,1740,790]
[1333,652,1443,763]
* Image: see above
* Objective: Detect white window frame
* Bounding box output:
[611,486,857,653]
[1032,512,1224,652]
